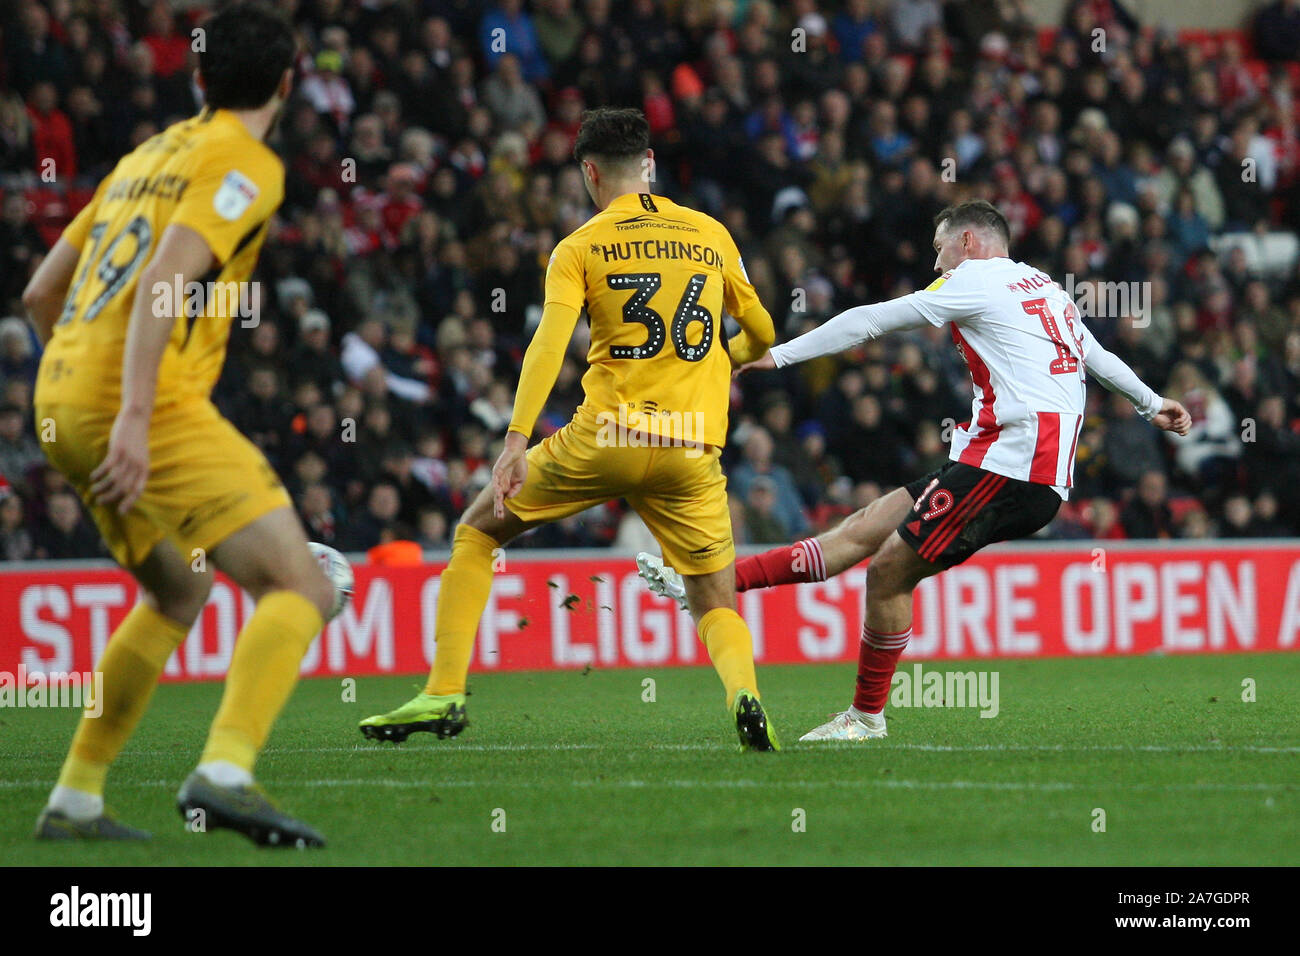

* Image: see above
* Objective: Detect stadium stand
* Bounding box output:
[2,0,1300,562]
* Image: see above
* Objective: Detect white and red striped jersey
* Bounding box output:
[912,257,1099,495]
[770,256,1165,500]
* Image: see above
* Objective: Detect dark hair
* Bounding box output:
[198,3,296,110]
[572,108,650,164]
[934,200,1011,245]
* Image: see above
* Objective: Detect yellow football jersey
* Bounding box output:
[543,192,765,448]
[35,107,284,410]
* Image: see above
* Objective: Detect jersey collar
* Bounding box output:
[605,192,665,214]
[199,106,257,142]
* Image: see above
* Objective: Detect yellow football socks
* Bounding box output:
[200,590,322,772]
[698,607,759,709]
[425,523,499,696]
[55,602,189,796]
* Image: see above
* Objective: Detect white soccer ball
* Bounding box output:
[307,542,354,621]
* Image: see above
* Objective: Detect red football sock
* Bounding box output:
[852,624,912,714]
[735,538,827,592]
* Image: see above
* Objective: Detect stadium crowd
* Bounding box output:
[3,0,1300,562]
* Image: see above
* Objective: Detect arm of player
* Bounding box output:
[762,297,933,369]
[22,239,82,346]
[728,302,775,367]
[746,267,980,371]
[1084,342,1191,436]
[23,177,108,345]
[720,235,774,366]
[505,302,582,443]
[90,224,216,513]
[493,238,586,518]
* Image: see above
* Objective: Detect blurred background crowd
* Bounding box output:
[3,0,1300,562]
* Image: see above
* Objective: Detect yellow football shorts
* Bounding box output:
[36,399,292,569]
[506,408,735,575]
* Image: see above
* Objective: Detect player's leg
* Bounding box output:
[679,562,779,751]
[637,480,927,606]
[681,563,753,708]
[196,505,334,780]
[117,400,337,846]
[168,504,337,847]
[733,485,917,590]
[33,402,208,839]
[423,484,531,696]
[358,483,535,742]
[802,464,1061,742]
[360,417,598,742]
[637,444,779,750]
[798,531,944,744]
[38,540,212,840]
[844,531,942,731]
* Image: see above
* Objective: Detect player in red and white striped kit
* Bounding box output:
[636,199,1191,741]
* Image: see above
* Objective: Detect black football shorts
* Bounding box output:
[899,461,1061,569]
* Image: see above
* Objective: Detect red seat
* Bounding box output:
[1037,26,1058,56]
[28,187,71,249]
[1168,496,1204,524]
[1178,29,1217,57]
[1242,59,1270,90]
[65,186,96,217]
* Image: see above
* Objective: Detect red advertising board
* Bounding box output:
[1,542,1297,681]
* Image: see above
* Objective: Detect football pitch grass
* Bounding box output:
[2,653,1296,866]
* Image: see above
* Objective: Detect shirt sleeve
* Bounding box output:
[169,149,283,265]
[719,229,773,364]
[907,264,987,327]
[721,231,762,319]
[543,238,586,312]
[508,302,582,438]
[1079,323,1164,420]
[769,296,932,368]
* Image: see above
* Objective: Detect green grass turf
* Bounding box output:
[1,653,1297,866]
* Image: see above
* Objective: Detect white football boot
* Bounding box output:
[799,708,888,742]
[635,552,689,612]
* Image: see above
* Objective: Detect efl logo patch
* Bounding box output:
[213,169,259,221]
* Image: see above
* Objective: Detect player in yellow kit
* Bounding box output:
[360,108,781,750]
[22,4,335,846]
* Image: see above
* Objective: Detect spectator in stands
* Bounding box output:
[1121,470,1176,539]
[1250,489,1290,536]
[1103,393,1166,491]
[480,0,549,82]
[298,482,341,548]
[0,315,38,386]
[730,427,809,539]
[342,480,405,552]
[1163,362,1244,493]
[1220,494,1257,537]
[1254,0,1300,62]
[26,80,75,180]
[32,489,100,560]
[1154,139,1225,232]
[0,401,40,492]
[0,482,33,561]
[481,53,546,140]
[417,506,450,549]
[4,0,1300,553]
[741,476,790,545]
